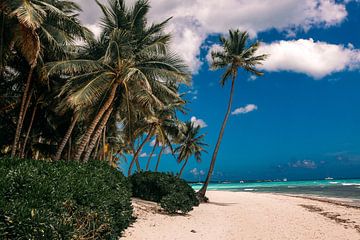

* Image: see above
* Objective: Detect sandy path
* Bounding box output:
[122,191,360,240]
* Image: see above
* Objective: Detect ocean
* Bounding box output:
[191,179,360,201]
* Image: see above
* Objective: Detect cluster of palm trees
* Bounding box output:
[0,0,207,175]
[1,0,266,198]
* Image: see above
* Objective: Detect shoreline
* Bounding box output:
[122,191,360,240]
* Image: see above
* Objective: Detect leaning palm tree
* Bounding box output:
[176,121,207,177]
[197,30,267,199]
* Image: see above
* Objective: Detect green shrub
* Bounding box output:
[160,192,195,214]
[0,158,133,239]
[129,171,199,214]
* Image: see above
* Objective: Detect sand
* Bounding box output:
[122,191,360,240]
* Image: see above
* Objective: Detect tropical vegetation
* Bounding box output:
[0,0,201,174]
[129,171,199,214]
[0,158,133,239]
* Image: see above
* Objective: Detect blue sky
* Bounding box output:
[75,0,360,181]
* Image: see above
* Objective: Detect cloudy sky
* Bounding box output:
[74,0,360,180]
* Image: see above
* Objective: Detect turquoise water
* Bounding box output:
[191,179,360,200]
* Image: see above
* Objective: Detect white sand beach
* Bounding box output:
[123,191,360,240]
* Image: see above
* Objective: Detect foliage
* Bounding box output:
[175,121,208,177]
[160,192,195,214]
[0,158,133,239]
[129,171,199,214]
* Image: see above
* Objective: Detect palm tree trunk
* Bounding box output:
[20,102,38,158]
[73,83,118,161]
[53,112,79,161]
[102,126,107,160]
[198,76,236,198]
[11,66,34,157]
[67,137,72,161]
[0,13,5,79]
[146,139,158,171]
[155,145,165,172]
[178,156,189,177]
[83,107,113,162]
[128,126,154,176]
[93,136,101,160]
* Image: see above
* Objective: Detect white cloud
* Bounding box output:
[190,168,206,176]
[232,104,258,115]
[257,39,360,78]
[140,152,157,158]
[149,139,158,147]
[164,147,172,155]
[206,44,224,65]
[74,0,351,73]
[191,116,208,128]
[248,75,258,81]
[85,24,102,39]
[140,153,148,158]
[147,0,348,72]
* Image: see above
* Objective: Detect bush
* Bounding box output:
[0,158,133,239]
[129,171,199,214]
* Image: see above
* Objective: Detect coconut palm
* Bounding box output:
[146,138,158,170]
[1,0,90,157]
[43,0,190,162]
[175,121,207,177]
[127,108,179,175]
[197,30,267,199]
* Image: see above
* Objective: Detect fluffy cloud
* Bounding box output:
[140,152,157,158]
[85,24,102,39]
[205,44,224,65]
[257,38,360,78]
[147,0,349,72]
[190,168,205,176]
[140,152,148,158]
[74,0,351,73]
[191,116,208,128]
[232,104,258,115]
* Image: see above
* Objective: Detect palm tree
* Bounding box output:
[146,138,158,170]
[2,0,90,157]
[197,30,267,199]
[175,121,207,177]
[43,0,190,162]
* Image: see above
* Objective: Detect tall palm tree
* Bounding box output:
[197,30,267,199]
[175,121,207,177]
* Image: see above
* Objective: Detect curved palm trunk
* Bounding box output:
[11,67,34,157]
[83,107,113,162]
[146,139,158,170]
[67,137,72,161]
[198,77,236,198]
[53,112,79,161]
[0,13,5,76]
[93,136,101,160]
[73,83,118,161]
[155,145,165,172]
[101,127,106,160]
[20,102,38,158]
[128,127,154,176]
[178,156,189,178]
